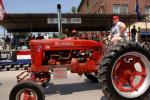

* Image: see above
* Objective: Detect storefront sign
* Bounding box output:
[0,51,16,63]
[47,18,82,24]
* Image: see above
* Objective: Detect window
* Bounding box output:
[121,4,128,14]
[113,4,128,14]
[113,4,121,14]
[145,6,150,14]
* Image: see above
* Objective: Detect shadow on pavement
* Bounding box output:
[0,83,2,86]
[143,94,150,100]
[44,81,101,95]
[100,95,150,100]
[100,96,108,100]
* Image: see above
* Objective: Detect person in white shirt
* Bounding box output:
[109,16,127,45]
[135,27,141,43]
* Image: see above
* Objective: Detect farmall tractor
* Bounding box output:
[9,4,150,100]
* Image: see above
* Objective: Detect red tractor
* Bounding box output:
[9,4,150,100]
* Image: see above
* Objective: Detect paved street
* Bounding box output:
[1,70,150,100]
[0,71,107,100]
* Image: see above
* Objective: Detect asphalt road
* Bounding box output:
[0,71,107,100]
[0,71,150,100]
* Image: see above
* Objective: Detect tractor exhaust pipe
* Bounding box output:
[57,4,62,36]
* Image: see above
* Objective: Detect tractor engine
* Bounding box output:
[29,38,103,75]
[44,50,87,65]
[41,49,101,74]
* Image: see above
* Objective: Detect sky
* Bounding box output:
[0,0,81,36]
[4,0,81,13]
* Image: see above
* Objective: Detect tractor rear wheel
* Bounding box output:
[84,72,98,82]
[98,42,150,100]
[9,80,45,100]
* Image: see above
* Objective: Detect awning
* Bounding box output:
[0,13,147,32]
[141,32,150,35]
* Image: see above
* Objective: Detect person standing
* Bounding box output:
[136,27,141,43]
[0,38,4,50]
[91,33,99,42]
[27,34,34,48]
[131,25,137,41]
[4,35,11,50]
[36,33,44,39]
[11,35,16,49]
[72,29,78,38]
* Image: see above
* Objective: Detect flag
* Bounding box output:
[135,0,140,21]
[86,0,90,13]
[0,0,5,20]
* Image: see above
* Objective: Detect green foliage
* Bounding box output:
[71,6,77,13]
[52,33,59,38]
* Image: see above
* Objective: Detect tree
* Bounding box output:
[71,6,77,14]
[52,33,59,38]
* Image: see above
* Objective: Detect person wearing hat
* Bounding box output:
[109,15,127,45]
[72,29,79,39]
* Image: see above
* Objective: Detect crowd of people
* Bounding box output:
[0,33,46,50]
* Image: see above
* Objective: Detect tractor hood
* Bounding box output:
[30,37,103,50]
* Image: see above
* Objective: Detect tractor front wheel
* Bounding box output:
[98,42,150,100]
[9,81,45,100]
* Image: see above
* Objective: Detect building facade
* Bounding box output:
[78,0,150,15]
[78,0,150,42]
